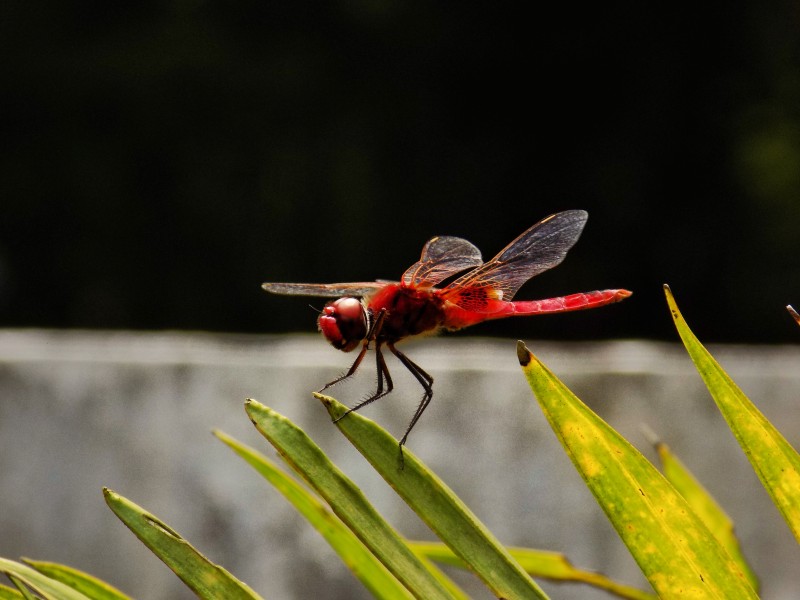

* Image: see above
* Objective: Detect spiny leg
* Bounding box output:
[389,343,434,467]
[326,308,393,422]
[333,341,394,422]
[319,341,369,393]
[319,308,387,393]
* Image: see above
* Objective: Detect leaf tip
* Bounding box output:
[663,284,682,322]
[516,340,532,366]
[313,392,335,415]
[312,391,331,405]
[314,393,350,422]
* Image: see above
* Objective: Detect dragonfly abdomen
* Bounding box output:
[509,289,632,315]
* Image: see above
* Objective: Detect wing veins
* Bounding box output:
[401,235,483,288]
[441,210,589,306]
[262,282,387,298]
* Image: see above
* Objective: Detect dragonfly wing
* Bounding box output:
[441,210,589,310]
[401,235,483,288]
[262,282,388,298]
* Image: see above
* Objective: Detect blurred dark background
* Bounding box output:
[2,1,799,342]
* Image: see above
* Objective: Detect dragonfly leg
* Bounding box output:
[318,342,368,392]
[328,308,394,422]
[389,343,434,468]
[333,341,394,422]
[319,308,387,393]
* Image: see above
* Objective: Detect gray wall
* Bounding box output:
[1,330,798,599]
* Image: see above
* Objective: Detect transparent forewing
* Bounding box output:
[441,210,588,307]
[401,235,483,288]
[262,282,387,298]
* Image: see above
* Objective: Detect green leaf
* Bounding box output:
[244,399,457,600]
[650,438,759,591]
[213,429,418,600]
[103,489,261,600]
[316,393,548,600]
[409,541,656,600]
[21,560,131,600]
[6,577,36,600]
[665,285,800,541]
[0,559,90,600]
[0,582,24,600]
[517,341,757,599]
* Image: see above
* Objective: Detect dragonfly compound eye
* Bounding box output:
[318,297,367,352]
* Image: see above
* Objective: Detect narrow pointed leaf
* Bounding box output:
[405,554,470,600]
[409,541,656,600]
[666,285,800,541]
[22,560,131,600]
[0,583,24,600]
[652,440,758,590]
[517,341,757,598]
[316,393,548,600]
[214,429,417,600]
[0,559,90,600]
[7,577,35,600]
[103,489,261,600]
[244,399,457,600]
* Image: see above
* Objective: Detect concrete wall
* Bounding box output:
[1,330,798,599]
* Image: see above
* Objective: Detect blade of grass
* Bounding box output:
[0,559,90,600]
[103,489,261,600]
[409,541,656,600]
[316,392,548,600]
[244,399,457,600]
[665,285,800,541]
[517,341,757,599]
[405,553,471,600]
[649,438,758,591]
[0,582,25,600]
[21,560,131,600]
[6,577,35,600]
[213,429,418,600]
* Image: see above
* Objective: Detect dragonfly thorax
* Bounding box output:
[318,297,368,352]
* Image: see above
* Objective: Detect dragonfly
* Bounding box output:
[263,210,631,458]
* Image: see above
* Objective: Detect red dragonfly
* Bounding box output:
[263,210,630,454]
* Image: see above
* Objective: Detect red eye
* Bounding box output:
[317,297,367,352]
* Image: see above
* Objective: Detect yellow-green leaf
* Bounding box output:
[213,429,418,600]
[6,577,35,600]
[317,393,548,600]
[650,439,758,591]
[0,582,24,600]
[21,560,131,600]
[408,541,656,600]
[517,341,757,599]
[244,399,458,600]
[665,285,800,541]
[103,490,261,600]
[0,559,90,600]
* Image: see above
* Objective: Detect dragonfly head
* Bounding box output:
[318,297,367,352]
